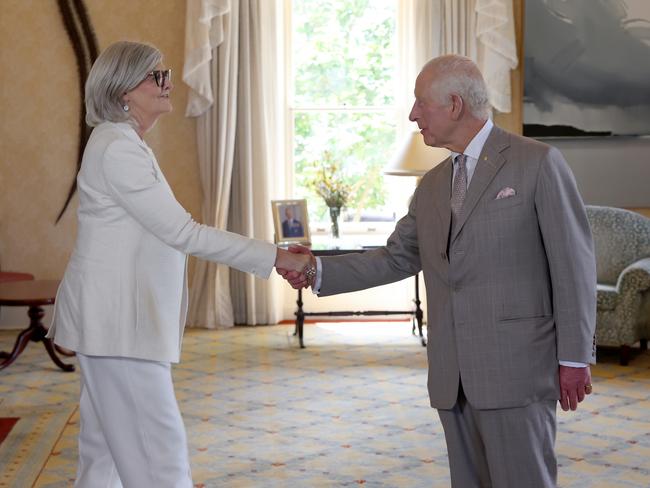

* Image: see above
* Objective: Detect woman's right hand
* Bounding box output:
[275,247,310,273]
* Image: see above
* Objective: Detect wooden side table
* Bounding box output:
[0,280,74,372]
[294,248,425,348]
[0,271,35,283]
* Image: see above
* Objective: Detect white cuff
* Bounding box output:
[311,257,323,294]
[559,360,588,368]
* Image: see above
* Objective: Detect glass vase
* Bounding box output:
[329,206,341,240]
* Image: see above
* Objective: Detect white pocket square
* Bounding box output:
[495,187,516,199]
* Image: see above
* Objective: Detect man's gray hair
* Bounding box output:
[85,41,162,127]
[426,55,492,120]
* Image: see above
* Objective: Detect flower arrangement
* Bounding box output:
[310,151,351,209]
[309,151,351,239]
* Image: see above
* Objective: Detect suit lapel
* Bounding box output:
[430,158,453,251]
[433,158,453,221]
[450,128,509,243]
[416,157,452,256]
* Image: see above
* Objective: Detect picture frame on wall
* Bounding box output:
[271,199,311,245]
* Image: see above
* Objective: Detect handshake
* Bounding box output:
[275,245,317,289]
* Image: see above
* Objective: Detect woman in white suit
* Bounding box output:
[46,41,311,488]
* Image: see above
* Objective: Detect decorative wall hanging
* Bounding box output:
[523,0,650,137]
[55,0,99,223]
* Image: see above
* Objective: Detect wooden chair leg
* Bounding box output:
[619,345,631,366]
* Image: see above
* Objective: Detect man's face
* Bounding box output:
[408,70,452,148]
[285,207,294,220]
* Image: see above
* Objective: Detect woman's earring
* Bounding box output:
[122,103,130,112]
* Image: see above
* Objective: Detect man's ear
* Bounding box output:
[449,94,464,121]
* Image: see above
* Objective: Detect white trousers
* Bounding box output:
[75,354,193,488]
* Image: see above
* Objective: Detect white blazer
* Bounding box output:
[47,122,276,362]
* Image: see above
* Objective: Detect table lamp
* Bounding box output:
[384,131,451,178]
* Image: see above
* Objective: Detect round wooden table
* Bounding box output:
[0,280,74,372]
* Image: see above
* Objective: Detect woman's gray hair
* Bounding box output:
[426,55,492,120]
[85,41,162,126]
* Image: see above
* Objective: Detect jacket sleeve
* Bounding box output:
[319,188,422,296]
[535,146,597,364]
[100,137,276,279]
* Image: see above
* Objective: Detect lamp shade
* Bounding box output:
[384,131,451,177]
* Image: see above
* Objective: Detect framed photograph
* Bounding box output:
[271,199,311,245]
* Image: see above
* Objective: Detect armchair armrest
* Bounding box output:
[617,258,650,295]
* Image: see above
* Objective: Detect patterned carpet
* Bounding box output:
[0,323,649,487]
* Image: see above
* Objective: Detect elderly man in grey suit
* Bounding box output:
[280,55,597,487]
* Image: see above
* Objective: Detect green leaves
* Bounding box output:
[292,0,395,107]
[293,111,395,222]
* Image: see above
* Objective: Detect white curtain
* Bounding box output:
[227,0,281,325]
[475,0,518,113]
[397,0,440,133]
[183,0,281,328]
[399,0,517,115]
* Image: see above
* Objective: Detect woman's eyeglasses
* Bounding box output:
[147,69,172,87]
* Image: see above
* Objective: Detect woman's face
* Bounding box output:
[123,63,173,127]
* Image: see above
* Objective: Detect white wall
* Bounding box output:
[548,137,650,207]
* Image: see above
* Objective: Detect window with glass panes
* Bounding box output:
[286,0,411,232]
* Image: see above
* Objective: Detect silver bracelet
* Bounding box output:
[303,261,316,286]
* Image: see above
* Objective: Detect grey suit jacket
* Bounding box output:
[319,126,597,410]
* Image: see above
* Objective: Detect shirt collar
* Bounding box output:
[108,121,149,148]
[451,118,493,162]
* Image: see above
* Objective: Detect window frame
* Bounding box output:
[282,0,412,238]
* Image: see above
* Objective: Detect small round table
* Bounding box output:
[0,280,74,372]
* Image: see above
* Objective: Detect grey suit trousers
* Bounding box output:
[438,386,557,488]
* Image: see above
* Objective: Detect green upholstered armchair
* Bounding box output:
[586,206,650,365]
